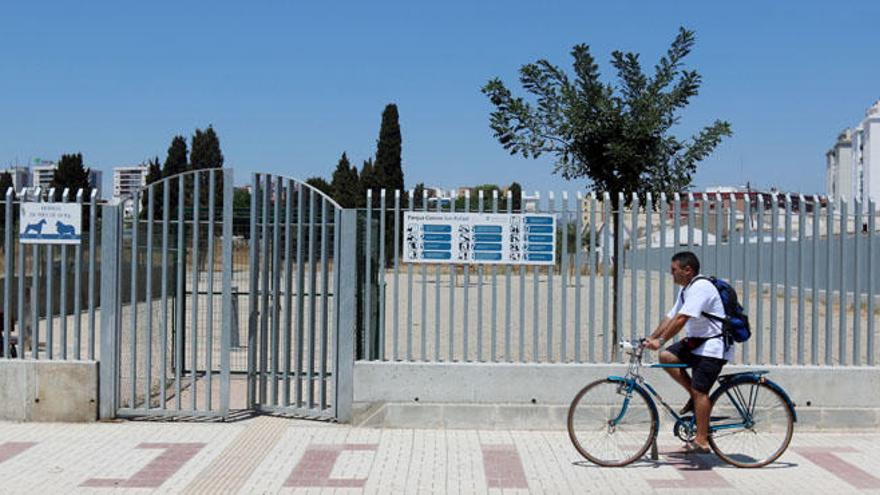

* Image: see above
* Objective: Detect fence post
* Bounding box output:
[98,203,121,420]
[335,208,358,422]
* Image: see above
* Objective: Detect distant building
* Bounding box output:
[2,166,30,191]
[31,159,56,190]
[113,165,148,216]
[827,100,880,205]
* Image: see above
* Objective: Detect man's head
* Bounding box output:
[670,251,700,286]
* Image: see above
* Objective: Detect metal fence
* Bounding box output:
[360,189,879,367]
[0,187,101,361]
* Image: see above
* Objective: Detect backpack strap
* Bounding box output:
[680,275,726,342]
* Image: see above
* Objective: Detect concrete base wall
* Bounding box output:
[353,362,880,430]
[0,360,97,422]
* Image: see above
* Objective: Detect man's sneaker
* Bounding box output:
[679,398,694,415]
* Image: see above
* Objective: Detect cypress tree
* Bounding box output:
[374,103,403,192]
[50,153,91,200]
[330,152,361,208]
[162,135,188,219]
[142,157,162,218]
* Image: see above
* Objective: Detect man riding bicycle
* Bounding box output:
[645,251,734,452]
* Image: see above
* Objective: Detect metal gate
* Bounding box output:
[246,173,347,419]
[100,169,355,421]
[101,168,234,419]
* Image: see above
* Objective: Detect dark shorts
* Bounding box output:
[665,339,727,394]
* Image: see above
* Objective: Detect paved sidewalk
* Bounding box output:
[0,417,878,494]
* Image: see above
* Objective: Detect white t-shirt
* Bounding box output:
[666,276,735,360]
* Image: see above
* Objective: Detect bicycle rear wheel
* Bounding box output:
[708,379,794,468]
[567,378,658,467]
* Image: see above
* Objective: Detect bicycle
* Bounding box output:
[567,339,796,468]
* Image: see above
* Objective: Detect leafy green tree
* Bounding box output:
[412,182,427,209]
[162,135,188,219]
[359,158,376,207]
[330,152,360,208]
[374,104,404,192]
[50,153,92,201]
[482,27,731,349]
[306,176,332,196]
[190,126,224,216]
[508,182,523,211]
[141,157,162,218]
[233,187,251,211]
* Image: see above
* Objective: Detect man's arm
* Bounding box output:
[646,313,690,350]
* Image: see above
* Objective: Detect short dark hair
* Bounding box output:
[671,251,700,274]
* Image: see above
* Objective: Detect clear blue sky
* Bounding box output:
[2,1,878,196]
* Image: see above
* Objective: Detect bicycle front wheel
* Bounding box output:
[567,378,658,467]
[708,379,794,468]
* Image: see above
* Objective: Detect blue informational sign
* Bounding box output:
[19,202,82,245]
[403,212,555,265]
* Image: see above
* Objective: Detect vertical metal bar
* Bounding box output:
[492,190,499,361]
[560,192,568,362]
[378,189,386,361]
[447,190,454,361]
[16,189,26,358]
[519,205,527,363]
[30,188,41,359]
[393,190,400,361]
[2,188,11,359]
[74,190,83,359]
[659,193,667,348]
[615,192,624,356]
[329,206,340,412]
[770,193,779,365]
[320,198,330,410]
[645,193,653,339]
[715,193,722,275]
[797,194,806,365]
[463,190,470,361]
[334,209,358,422]
[270,176,281,405]
[46,188,55,359]
[673,193,681,343]
[589,193,597,362]
[190,175,200,410]
[420,189,427,361]
[825,199,834,365]
[406,189,414,361]
[219,168,233,417]
[144,187,154,408]
[505,190,513,362]
[839,199,847,365]
[98,204,120,419]
[756,194,764,364]
[812,195,820,365]
[247,174,259,408]
[630,193,638,342]
[533,192,541,361]
[477,190,484,361]
[260,177,271,403]
[543,191,551,362]
[434,191,441,362]
[728,194,735,283]
[295,184,305,406]
[783,194,792,364]
[575,192,583,362]
[308,189,317,408]
[364,189,372,360]
[700,193,707,267]
[60,189,69,359]
[88,189,97,359]
[283,179,293,406]
[176,176,185,409]
[129,190,139,407]
[853,198,862,365]
[867,200,875,366]
[160,180,169,408]
[205,171,216,409]
[742,194,751,364]
[602,192,610,362]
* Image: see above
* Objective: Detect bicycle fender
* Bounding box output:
[711,374,798,423]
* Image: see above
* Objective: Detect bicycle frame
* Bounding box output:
[607,341,753,432]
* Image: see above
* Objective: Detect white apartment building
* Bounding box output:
[2,166,30,190]
[828,100,880,205]
[31,161,57,189]
[113,165,148,200]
